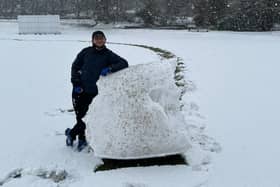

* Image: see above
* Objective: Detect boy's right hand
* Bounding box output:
[73,86,83,94]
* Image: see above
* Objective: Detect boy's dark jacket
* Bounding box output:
[71,46,128,94]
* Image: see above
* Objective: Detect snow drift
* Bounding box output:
[86,60,191,159]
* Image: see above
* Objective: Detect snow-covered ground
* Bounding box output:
[0,20,280,186]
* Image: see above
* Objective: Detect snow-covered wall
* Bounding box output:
[18,15,60,34]
[86,61,191,159]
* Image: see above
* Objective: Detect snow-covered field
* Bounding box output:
[0,20,280,187]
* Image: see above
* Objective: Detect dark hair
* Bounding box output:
[92,30,106,39]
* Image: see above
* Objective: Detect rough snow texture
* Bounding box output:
[86,61,191,159]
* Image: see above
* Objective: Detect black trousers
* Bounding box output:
[70,89,97,140]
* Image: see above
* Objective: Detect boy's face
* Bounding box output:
[92,35,106,48]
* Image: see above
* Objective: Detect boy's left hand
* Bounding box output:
[101,67,111,76]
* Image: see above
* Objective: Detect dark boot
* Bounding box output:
[77,137,88,152]
[65,128,75,147]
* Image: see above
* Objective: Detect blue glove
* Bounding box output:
[73,86,83,94]
[100,67,111,76]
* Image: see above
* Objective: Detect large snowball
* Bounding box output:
[86,61,191,159]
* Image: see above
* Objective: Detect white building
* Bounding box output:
[18,15,60,34]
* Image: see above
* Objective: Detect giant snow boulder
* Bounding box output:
[86,61,191,159]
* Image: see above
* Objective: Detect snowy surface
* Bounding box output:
[87,61,190,159]
[0,20,280,186]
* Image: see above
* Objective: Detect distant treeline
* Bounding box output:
[194,0,280,31]
[0,0,279,31]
